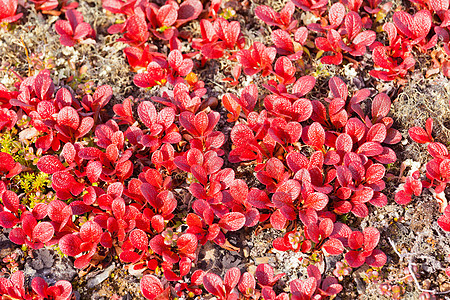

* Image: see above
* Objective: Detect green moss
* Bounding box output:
[0,127,55,207]
[15,172,53,208]
[0,127,39,167]
[51,244,67,258]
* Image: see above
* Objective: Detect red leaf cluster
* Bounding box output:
[0,0,22,23]
[55,9,96,46]
[5,0,450,298]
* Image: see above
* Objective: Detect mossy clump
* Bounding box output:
[392,74,450,141]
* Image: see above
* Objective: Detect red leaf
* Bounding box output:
[344,12,362,40]
[31,277,48,297]
[0,152,15,173]
[222,94,241,122]
[272,236,291,251]
[315,37,332,52]
[80,221,102,243]
[238,272,255,295]
[373,147,397,164]
[270,209,287,230]
[272,29,294,54]
[335,133,353,152]
[430,0,449,11]
[138,101,157,129]
[274,56,295,83]
[409,127,431,143]
[224,267,241,293]
[329,2,345,26]
[348,231,364,250]
[230,179,249,201]
[151,215,165,233]
[255,263,284,287]
[61,143,76,165]
[129,229,148,251]
[351,203,369,218]
[140,275,164,300]
[365,164,385,184]
[411,10,432,38]
[9,228,25,245]
[33,222,54,243]
[363,227,380,250]
[393,11,414,38]
[2,190,19,213]
[59,234,82,256]
[0,211,19,228]
[428,142,448,157]
[203,273,225,298]
[86,160,102,183]
[366,249,387,268]
[307,122,325,150]
[239,84,258,113]
[292,98,313,122]
[177,0,202,25]
[168,49,183,69]
[304,192,328,211]
[157,4,178,27]
[177,233,198,254]
[353,30,376,46]
[57,106,80,130]
[265,157,285,181]
[367,123,387,142]
[357,142,383,156]
[284,24,300,44]
[37,156,65,174]
[286,152,308,173]
[73,22,92,40]
[438,213,450,231]
[120,250,141,263]
[134,63,166,88]
[292,76,315,97]
[290,278,317,298]
[329,77,348,100]
[322,238,344,255]
[194,111,208,136]
[345,250,365,268]
[219,212,245,231]
[255,5,277,25]
[321,52,343,65]
[231,124,255,147]
[107,182,123,198]
[75,117,94,138]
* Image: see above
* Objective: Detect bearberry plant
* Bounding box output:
[0,0,449,298]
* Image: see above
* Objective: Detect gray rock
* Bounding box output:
[30,249,53,270]
[73,291,81,300]
[0,240,15,258]
[324,253,342,273]
[122,294,133,300]
[87,263,115,289]
[24,248,77,285]
[354,275,366,294]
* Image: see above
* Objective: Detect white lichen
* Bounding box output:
[343,63,358,78]
[300,12,320,26]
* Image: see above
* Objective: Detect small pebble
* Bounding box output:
[87,264,116,289]
[254,256,272,265]
[242,247,250,258]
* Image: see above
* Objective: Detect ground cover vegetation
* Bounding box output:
[0,0,449,298]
